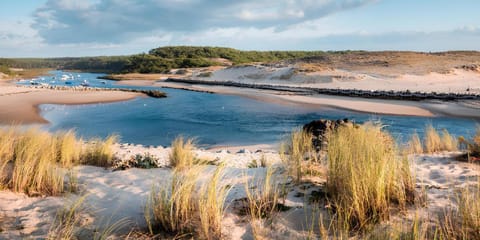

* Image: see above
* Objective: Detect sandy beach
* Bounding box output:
[0,85,142,124]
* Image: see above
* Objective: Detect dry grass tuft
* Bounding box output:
[48,195,88,239]
[0,125,119,196]
[244,167,284,239]
[170,136,196,170]
[438,180,480,239]
[82,135,118,167]
[280,129,317,182]
[198,165,229,239]
[326,123,415,231]
[424,125,442,153]
[12,128,65,196]
[146,166,229,239]
[424,125,457,153]
[406,131,423,154]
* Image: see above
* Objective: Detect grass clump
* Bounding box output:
[48,195,88,239]
[406,131,423,154]
[198,166,229,239]
[424,125,442,153]
[81,135,118,167]
[280,129,317,182]
[326,123,415,231]
[424,125,457,153]
[146,166,229,239]
[12,128,65,196]
[0,125,119,196]
[439,180,480,239]
[169,136,195,170]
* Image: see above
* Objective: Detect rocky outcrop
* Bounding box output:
[303,118,355,151]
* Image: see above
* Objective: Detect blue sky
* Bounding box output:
[1,0,479,57]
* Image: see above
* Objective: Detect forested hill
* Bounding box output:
[0,46,327,74]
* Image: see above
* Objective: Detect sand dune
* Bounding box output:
[1,144,478,239]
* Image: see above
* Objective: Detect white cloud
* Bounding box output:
[31,0,376,44]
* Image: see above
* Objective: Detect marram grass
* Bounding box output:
[146,166,229,239]
[169,136,196,170]
[0,126,118,196]
[326,123,415,231]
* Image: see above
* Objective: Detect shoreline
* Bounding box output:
[117,79,480,119]
[0,85,143,124]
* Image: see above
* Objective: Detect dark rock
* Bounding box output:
[303,118,355,151]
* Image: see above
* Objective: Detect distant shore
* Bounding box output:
[115,78,480,119]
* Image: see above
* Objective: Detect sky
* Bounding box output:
[0,0,479,57]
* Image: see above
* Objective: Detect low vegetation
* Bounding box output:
[145,166,230,239]
[169,136,196,170]
[424,125,458,153]
[326,123,415,231]
[0,126,117,196]
[280,129,317,182]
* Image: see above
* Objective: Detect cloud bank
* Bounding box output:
[32,0,376,44]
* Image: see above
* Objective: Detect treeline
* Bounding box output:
[0,46,327,74]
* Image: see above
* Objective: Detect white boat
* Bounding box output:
[60,75,70,81]
[80,80,90,87]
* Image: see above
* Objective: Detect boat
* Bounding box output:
[100,80,107,84]
[65,81,72,85]
[80,80,90,87]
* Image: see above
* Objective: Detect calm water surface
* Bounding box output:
[22,71,479,147]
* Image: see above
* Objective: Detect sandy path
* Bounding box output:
[0,86,142,124]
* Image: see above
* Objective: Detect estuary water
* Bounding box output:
[22,71,479,147]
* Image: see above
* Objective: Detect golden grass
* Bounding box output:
[48,195,87,239]
[326,123,415,231]
[169,136,195,170]
[0,125,118,196]
[406,131,423,154]
[81,135,118,167]
[424,125,457,153]
[244,167,283,239]
[280,129,317,182]
[424,125,442,153]
[198,165,229,239]
[440,129,458,152]
[438,180,480,240]
[12,128,64,196]
[56,130,82,168]
[146,166,229,238]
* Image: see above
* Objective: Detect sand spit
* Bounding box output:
[0,85,142,124]
[0,143,478,239]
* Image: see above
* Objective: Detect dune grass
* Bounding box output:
[406,131,423,154]
[169,136,196,170]
[438,180,480,240]
[48,195,88,240]
[198,166,229,239]
[326,123,415,231]
[244,167,285,239]
[81,135,118,167]
[280,129,317,182]
[424,125,458,153]
[424,125,442,153]
[146,166,229,239]
[0,126,118,196]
